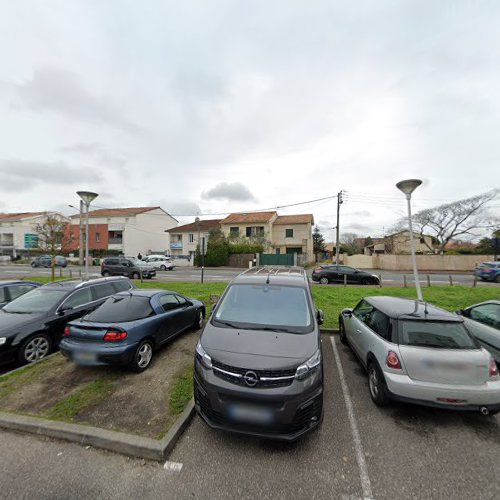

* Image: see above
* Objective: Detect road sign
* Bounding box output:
[24,234,39,249]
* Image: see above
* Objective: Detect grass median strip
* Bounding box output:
[45,374,119,421]
[169,366,194,415]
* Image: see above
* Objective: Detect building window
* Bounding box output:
[276,248,281,255]
[285,228,294,238]
[189,234,194,243]
[95,232,101,243]
[246,226,264,237]
[230,227,239,237]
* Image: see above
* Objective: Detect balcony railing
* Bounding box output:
[109,238,123,244]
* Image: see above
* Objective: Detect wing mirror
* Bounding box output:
[317,309,324,326]
[342,309,353,318]
[57,306,73,316]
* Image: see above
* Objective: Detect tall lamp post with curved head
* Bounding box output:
[195,217,205,283]
[396,179,423,301]
[77,191,98,279]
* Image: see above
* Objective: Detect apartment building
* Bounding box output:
[68,207,177,256]
[0,212,53,257]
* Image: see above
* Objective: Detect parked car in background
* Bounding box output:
[311,265,379,285]
[31,255,68,268]
[0,277,133,365]
[0,280,40,309]
[60,289,204,372]
[474,262,500,282]
[101,257,156,279]
[339,296,500,415]
[457,301,500,366]
[143,254,172,263]
[143,256,174,271]
[195,266,324,440]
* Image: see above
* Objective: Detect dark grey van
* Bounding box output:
[194,266,324,440]
[101,257,156,279]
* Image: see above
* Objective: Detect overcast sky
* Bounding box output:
[0,0,499,241]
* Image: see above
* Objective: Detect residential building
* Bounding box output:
[364,231,433,255]
[68,207,177,257]
[0,212,57,257]
[166,219,222,262]
[219,211,314,262]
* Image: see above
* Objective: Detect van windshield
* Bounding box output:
[213,284,313,333]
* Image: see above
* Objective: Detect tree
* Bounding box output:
[394,189,499,254]
[196,228,229,267]
[312,226,326,261]
[33,213,74,281]
[340,232,361,255]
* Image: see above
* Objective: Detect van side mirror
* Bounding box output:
[317,309,324,326]
[342,310,353,318]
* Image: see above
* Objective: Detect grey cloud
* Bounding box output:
[60,142,126,168]
[346,210,371,217]
[13,68,142,133]
[201,182,255,202]
[345,223,371,233]
[0,159,103,192]
[152,200,202,218]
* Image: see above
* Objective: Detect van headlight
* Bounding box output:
[196,342,212,369]
[295,349,321,380]
[0,337,6,346]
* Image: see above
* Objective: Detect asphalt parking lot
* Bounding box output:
[0,334,498,499]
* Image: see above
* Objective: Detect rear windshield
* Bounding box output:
[399,321,477,349]
[85,295,154,322]
[213,284,313,333]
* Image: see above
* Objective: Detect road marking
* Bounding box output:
[330,336,373,500]
[163,460,183,472]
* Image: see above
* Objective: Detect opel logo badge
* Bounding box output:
[243,371,258,387]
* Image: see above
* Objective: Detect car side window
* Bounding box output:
[159,294,181,312]
[367,309,391,340]
[469,304,500,330]
[63,288,93,309]
[353,300,374,324]
[107,258,119,265]
[175,295,187,306]
[112,280,132,292]
[93,283,117,300]
[0,287,6,302]
[8,284,37,300]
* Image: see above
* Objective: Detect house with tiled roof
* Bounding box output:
[0,212,62,257]
[166,219,222,260]
[68,206,177,257]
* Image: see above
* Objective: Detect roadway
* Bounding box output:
[0,264,498,287]
[0,335,498,499]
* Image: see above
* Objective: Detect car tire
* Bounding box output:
[102,271,110,277]
[160,265,166,271]
[130,340,154,373]
[339,318,348,345]
[18,334,52,365]
[362,278,372,285]
[132,272,140,279]
[31,262,37,268]
[495,275,500,283]
[193,309,204,330]
[319,277,329,285]
[367,360,390,407]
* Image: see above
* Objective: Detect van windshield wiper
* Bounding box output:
[259,326,295,333]
[214,320,239,329]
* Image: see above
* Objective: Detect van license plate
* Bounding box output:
[228,404,273,424]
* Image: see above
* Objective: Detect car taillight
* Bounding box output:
[386,350,402,370]
[489,358,499,378]
[63,326,71,337]
[103,329,128,341]
[313,269,321,273]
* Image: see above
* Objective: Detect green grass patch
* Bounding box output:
[45,374,118,421]
[312,286,500,328]
[169,366,194,415]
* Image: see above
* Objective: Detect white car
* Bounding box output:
[339,296,500,416]
[143,256,174,271]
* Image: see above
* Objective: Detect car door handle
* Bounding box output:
[356,329,362,334]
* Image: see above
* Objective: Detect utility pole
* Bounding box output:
[335,191,344,265]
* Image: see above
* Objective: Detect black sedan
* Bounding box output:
[311,265,380,285]
[60,289,205,372]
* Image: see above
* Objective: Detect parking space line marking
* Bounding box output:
[163,460,183,472]
[330,337,373,500]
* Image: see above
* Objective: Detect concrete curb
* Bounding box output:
[0,398,196,462]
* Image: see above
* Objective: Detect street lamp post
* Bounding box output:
[77,191,98,279]
[396,179,423,301]
[195,217,205,284]
[68,202,84,266]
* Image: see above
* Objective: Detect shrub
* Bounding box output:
[228,243,263,254]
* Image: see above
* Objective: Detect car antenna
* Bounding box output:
[266,270,270,284]
[424,302,429,315]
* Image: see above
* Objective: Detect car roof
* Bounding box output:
[364,296,462,322]
[467,300,500,308]
[0,280,40,287]
[41,276,130,291]
[231,266,309,286]
[114,288,175,298]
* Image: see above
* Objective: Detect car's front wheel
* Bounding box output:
[130,341,154,373]
[368,361,390,407]
[193,309,204,330]
[102,270,110,277]
[319,277,329,285]
[18,334,51,364]
[160,265,166,271]
[132,272,141,279]
[31,262,37,268]
[495,275,500,283]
